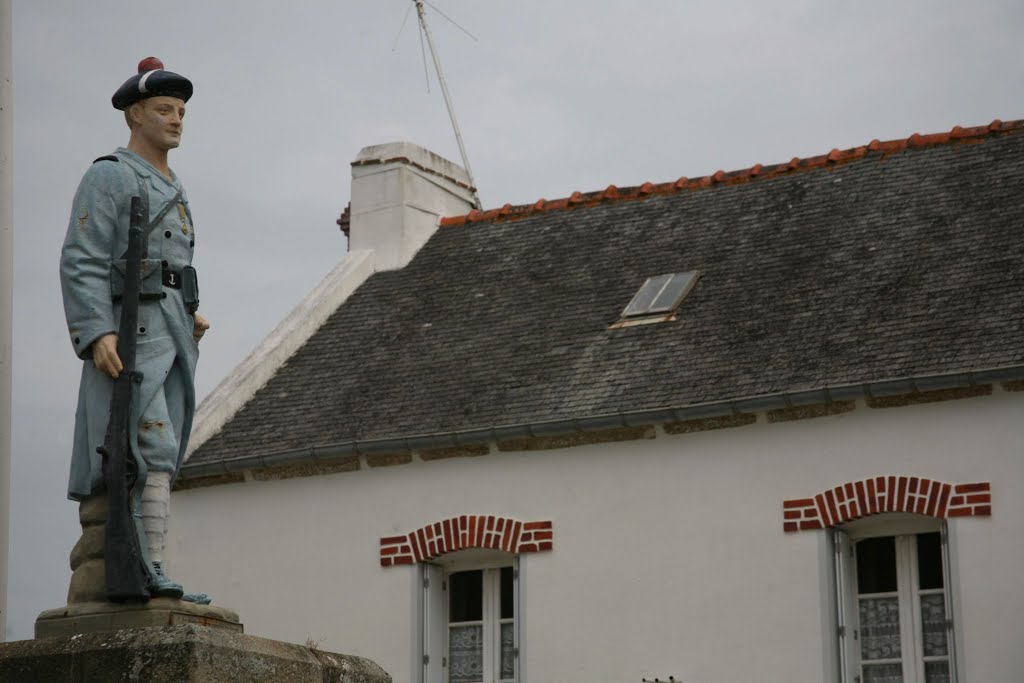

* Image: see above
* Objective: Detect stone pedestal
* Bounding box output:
[35,598,241,638]
[9,502,391,681]
[0,624,391,682]
[36,496,241,638]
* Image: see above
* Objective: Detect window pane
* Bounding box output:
[449,571,483,622]
[917,532,944,590]
[500,566,514,619]
[649,272,697,313]
[925,660,951,683]
[859,596,902,661]
[623,274,672,317]
[862,662,903,683]
[920,593,949,657]
[448,624,483,683]
[500,622,515,680]
[857,536,897,593]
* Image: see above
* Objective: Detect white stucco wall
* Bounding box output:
[168,388,1024,682]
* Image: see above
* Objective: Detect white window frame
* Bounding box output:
[421,552,521,683]
[833,514,958,683]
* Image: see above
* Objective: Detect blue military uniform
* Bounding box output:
[60,56,209,603]
[60,147,199,501]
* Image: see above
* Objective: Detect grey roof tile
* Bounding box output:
[191,124,1024,465]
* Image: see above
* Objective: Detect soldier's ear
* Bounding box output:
[124,102,143,130]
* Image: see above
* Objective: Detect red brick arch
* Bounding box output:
[379,515,554,567]
[783,475,991,532]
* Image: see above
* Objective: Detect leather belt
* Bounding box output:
[162,268,183,289]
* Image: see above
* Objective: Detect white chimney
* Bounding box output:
[186,142,476,457]
[348,142,476,270]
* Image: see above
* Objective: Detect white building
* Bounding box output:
[169,120,1024,683]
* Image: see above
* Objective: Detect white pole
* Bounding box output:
[0,0,12,643]
[414,0,481,209]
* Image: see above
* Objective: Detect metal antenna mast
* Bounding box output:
[413,0,482,209]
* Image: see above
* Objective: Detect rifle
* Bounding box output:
[96,195,150,602]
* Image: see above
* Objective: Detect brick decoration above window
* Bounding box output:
[783,476,991,532]
[379,515,554,567]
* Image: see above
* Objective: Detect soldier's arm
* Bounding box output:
[59,162,123,361]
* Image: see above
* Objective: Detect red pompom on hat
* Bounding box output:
[137,56,165,73]
[111,57,192,110]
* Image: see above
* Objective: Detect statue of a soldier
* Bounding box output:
[59,57,209,603]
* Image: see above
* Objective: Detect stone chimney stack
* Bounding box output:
[348,142,476,271]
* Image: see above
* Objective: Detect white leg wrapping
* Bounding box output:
[140,471,171,564]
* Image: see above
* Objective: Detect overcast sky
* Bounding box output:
[6,0,1023,640]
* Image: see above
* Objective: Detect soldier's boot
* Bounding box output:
[150,561,184,599]
[141,472,183,599]
[141,471,210,604]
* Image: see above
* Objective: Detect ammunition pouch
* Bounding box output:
[111,259,164,301]
[181,266,199,314]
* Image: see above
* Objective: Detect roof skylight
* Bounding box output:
[621,271,700,319]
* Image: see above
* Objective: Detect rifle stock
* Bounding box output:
[97,195,150,601]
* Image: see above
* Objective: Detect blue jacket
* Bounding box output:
[59,148,199,501]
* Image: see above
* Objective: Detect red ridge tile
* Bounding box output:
[803,154,829,169]
[435,118,1023,228]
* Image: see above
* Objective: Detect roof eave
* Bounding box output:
[179,364,1024,480]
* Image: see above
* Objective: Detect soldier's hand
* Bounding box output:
[92,334,123,379]
[193,312,210,343]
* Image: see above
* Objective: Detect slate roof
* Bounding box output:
[189,120,1024,467]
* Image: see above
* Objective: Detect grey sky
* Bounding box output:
[6,0,1023,640]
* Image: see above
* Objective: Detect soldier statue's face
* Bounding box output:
[132,96,186,151]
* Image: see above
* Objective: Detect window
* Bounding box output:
[834,518,957,683]
[448,568,515,682]
[423,557,519,683]
[613,271,700,327]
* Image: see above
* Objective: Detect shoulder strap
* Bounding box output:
[114,157,184,259]
[145,185,183,232]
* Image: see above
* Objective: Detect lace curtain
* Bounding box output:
[859,597,902,661]
[500,623,514,680]
[449,625,483,683]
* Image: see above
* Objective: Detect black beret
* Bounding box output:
[112,57,192,110]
